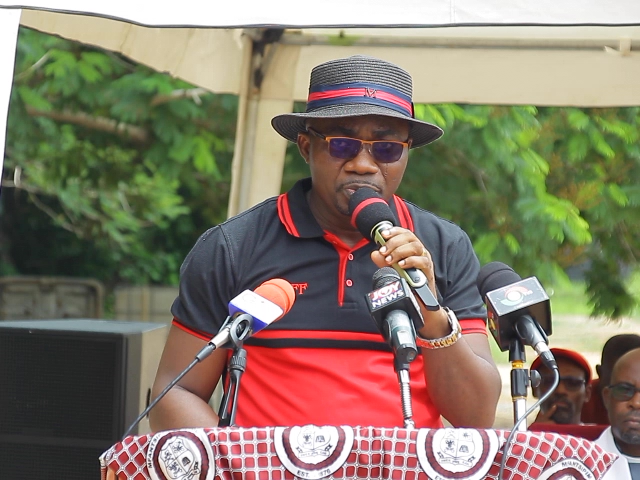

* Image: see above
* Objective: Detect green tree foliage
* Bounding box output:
[404,105,640,319]
[3,28,640,319]
[1,27,237,287]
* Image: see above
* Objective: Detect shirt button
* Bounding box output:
[348,254,354,261]
[346,279,353,287]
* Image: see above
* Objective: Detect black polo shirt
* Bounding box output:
[172,177,486,428]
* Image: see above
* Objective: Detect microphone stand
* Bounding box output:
[217,316,252,427]
[509,338,529,430]
[394,356,416,429]
[121,313,253,438]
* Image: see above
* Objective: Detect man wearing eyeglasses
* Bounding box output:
[530,348,593,425]
[150,55,501,431]
[595,347,640,479]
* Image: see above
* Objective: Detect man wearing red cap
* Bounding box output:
[531,347,593,425]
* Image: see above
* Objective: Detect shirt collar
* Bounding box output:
[277,177,409,238]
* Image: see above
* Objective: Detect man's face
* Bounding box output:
[537,358,591,424]
[604,352,640,456]
[297,115,411,218]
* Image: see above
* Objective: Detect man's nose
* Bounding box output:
[554,381,570,395]
[344,145,379,174]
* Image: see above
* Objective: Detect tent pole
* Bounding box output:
[227,29,293,218]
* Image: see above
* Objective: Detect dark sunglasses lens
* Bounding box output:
[329,138,362,159]
[540,377,554,390]
[562,378,585,391]
[611,384,636,401]
[372,141,405,163]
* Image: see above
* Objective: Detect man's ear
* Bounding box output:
[297,132,311,164]
[585,380,592,403]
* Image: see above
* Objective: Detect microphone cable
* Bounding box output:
[121,314,252,439]
[498,366,560,480]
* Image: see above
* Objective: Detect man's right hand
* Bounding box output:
[534,403,558,424]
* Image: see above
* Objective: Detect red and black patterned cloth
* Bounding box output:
[100,425,616,480]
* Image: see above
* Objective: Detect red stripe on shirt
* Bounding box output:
[277,192,300,237]
[393,195,414,231]
[460,318,488,336]
[172,318,212,342]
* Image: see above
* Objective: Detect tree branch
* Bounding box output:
[150,87,210,107]
[14,51,51,81]
[25,106,150,144]
[26,190,84,237]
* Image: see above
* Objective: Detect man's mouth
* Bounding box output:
[623,416,640,427]
[553,400,571,410]
[342,184,379,196]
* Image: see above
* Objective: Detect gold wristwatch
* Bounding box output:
[415,307,462,349]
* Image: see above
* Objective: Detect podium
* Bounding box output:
[100,425,616,480]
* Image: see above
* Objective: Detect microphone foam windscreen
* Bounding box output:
[476,261,522,298]
[348,188,397,239]
[372,266,400,290]
[255,278,296,318]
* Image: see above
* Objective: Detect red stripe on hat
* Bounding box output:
[308,88,412,114]
[350,197,387,228]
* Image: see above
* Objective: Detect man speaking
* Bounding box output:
[149,55,501,430]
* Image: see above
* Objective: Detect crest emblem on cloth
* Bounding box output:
[147,429,214,480]
[274,425,354,479]
[364,88,377,98]
[417,428,499,480]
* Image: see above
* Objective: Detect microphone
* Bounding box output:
[366,267,422,365]
[477,262,556,369]
[208,278,296,351]
[349,187,439,311]
[122,278,295,438]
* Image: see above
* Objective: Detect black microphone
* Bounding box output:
[349,187,439,311]
[477,261,556,369]
[366,267,422,365]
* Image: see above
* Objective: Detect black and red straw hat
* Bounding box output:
[271,55,444,149]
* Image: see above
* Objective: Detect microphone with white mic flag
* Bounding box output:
[122,278,296,437]
[208,278,295,351]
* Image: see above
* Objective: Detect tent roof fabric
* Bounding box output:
[2,1,640,28]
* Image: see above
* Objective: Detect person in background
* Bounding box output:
[530,347,592,425]
[583,334,640,425]
[595,347,640,480]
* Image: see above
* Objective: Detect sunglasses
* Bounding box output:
[606,383,640,402]
[540,375,586,392]
[306,127,409,164]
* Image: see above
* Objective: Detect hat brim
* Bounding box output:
[271,104,443,149]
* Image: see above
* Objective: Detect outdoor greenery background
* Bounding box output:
[2,27,640,323]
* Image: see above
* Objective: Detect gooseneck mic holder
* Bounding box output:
[394,353,416,430]
[217,315,253,427]
[121,313,253,439]
[509,338,529,430]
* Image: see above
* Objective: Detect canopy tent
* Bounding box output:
[1,3,640,216]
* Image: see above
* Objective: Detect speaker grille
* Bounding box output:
[0,330,122,441]
[0,442,103,480]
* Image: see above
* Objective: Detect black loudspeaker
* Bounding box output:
[0,319,169,480]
